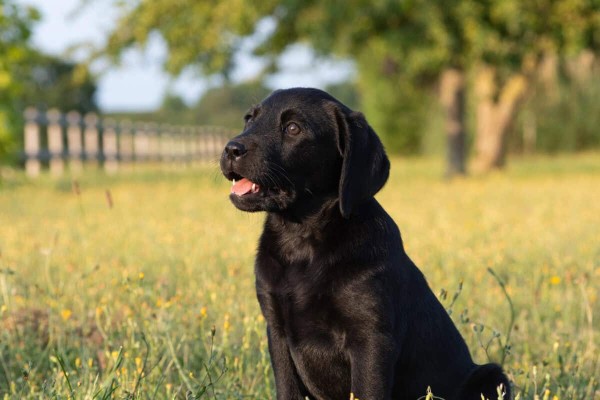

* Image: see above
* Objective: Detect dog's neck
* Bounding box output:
[267,195,342,234]
[263,196,345,266]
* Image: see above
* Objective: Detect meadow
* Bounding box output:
[0,154,599,399]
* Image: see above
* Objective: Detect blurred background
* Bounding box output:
[1,0,599,175]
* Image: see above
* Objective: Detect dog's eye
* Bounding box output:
[285,122,301,136]
[244,114,252,125]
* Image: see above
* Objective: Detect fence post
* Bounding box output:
[170,125,178,163]
[159,124,170,162]
[164,124,175,165]
[84,113,99,167]
[119,120,133,167]
[186,126,196,164]
[24,108,40,177]
[147,122,159,162]
[196,127,206,159]
[176,126,185,164]
[47,108,64,176]
[103,118,118,173]
[133,122,149,162]
[66,111,83,173]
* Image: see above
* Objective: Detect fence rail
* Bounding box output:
[23,107,235,177]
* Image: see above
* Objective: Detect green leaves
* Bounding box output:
[104,0,280,77]
[98,0,600,155]
[0,0,38,160]
[0,1,97,161]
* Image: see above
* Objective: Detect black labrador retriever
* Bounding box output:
[220,88,510,400]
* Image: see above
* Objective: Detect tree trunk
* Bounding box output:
[440,68,466,177]
[473,66,528,171]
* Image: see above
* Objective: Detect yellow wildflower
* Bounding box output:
[61,309,72,321]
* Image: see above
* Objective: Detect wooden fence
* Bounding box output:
[23,108,235,177]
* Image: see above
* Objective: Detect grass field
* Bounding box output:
[0,154,599,399]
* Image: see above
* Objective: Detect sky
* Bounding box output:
[16,0,354,112]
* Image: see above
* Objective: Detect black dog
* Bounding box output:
[220,88,510,400]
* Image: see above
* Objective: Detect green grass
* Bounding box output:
[0,154,599,399]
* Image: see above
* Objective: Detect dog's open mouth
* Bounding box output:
[231,177,261,196]
[224,170,293,212]
[227,172,281,198]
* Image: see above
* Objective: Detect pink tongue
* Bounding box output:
[231,178,255,195]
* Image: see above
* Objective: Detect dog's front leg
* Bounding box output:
[267,325,307,400]
[348,335,398,400]
[257,286,307,400]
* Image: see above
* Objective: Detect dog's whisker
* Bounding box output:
[266,163,294,188]
[267,171,285,190]
[263,172,279,190]
[260,166,282,188]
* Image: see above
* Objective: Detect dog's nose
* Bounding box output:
[224,141,247,160]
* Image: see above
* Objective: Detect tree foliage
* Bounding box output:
[104,1,278,77]
[19,53,98,114]
[192,80,271,128]
[104,0,600,157]
[0,1,98,162]
[0,0,39,158]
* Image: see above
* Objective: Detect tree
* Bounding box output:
[109,81,271,128]
[1,1,97,162]
[0,0,39,159]
[160,92,188,115]
[464,0,600,171]
[191,80,271,128]
[102,0,600,172]
[258,0,600,171]
[324,81,360,111]
[102,1,437,154]
[19,53,98,113]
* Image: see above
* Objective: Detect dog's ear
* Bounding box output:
[328,102,390,218]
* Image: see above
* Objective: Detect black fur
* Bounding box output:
[220,88,510,400]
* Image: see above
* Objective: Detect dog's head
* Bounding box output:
[220,88,389,218]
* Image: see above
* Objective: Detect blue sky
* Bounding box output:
[16,0,354,112]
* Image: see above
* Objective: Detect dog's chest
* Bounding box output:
[273,274,341,338]
[271,280,352,399]
[257,225,354,396]
[259,249,347,345]
[276,228,321,265]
